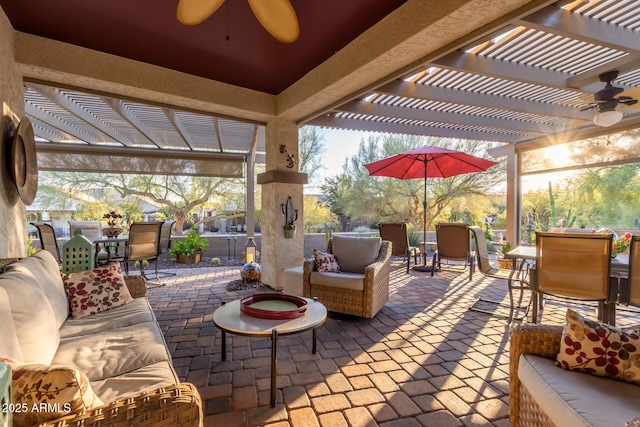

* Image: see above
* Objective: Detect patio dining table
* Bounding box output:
[90,236,128,266]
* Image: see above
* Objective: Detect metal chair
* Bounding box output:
[68,220,102,238]
[468,226,530,321]
[155,220,176,278]
[531,231,616,324]
[123,222,164,279]
[31,222,61,263]
[431,222,473,280]
[378,222,419,273]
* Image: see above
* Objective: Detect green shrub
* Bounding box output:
[170,229,208,257]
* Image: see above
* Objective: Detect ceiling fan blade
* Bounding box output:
[248,0,300,43]
[619,87,640,110]
[177,0,225,25]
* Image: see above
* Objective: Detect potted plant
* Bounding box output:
[102,210,123,237]
[497,241,513,269]
[170,228,208,264]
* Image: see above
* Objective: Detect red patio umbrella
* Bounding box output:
[364,145,497,271]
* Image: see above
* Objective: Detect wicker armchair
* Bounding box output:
[509,324,563,427]
[303,237,391,318]
[38,383,203,427]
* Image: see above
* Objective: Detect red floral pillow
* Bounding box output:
[556,308,640,385]
[313,250,340,273]
[63,263,133,319]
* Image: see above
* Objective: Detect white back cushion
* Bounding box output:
[0,288,24,361]
[0,261,61,365]
[332,235,381,273]
[9,251,69,327]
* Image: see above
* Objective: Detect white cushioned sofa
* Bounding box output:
[0,251,202,427]
[510,320,640,427]
[303,235,391,318]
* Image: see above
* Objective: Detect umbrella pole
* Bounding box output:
[413,160,432,272]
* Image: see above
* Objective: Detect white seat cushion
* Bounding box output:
[519,354,640,427]
[90,361,178,404]
[59,298,156,339]
[53,321,172,381]
[310,271,365,291]
[283,266,304,296]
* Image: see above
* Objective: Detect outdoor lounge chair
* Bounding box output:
[468,226,530,322]
[31,222,61,263]
[378,222,419,273]
[303,235,392,318]
[531,231,616,324]
[431,222,473,281]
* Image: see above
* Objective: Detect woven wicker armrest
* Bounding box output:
[124,275,148,298]
[509,324,563,426]
[38,382,203,427]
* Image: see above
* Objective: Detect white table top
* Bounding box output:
[213,296,327,336]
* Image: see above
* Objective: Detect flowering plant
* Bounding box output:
[103,210,123,227]
[597,228,631,256]
[612,232,632,256]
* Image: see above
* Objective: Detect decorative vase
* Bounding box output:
[284,225,296,239]
[240,262,262,282]
[102,227,122,238]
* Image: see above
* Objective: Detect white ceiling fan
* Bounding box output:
[176,0,300,44]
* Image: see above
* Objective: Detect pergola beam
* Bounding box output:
[337,99,554,135]
[25,102,103,144]
[213,117,224,152]
[163,108,195,150]
[307,114,522,143]
[104,98,167,148]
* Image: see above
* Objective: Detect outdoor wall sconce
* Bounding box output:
[281,196,298,238]
[245,237,257,263]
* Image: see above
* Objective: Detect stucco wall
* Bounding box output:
[0,7,26,258]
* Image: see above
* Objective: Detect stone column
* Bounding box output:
[257,119,307,290]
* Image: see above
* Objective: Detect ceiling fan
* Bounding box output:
[176,0,300,44]
[581,70,639,127]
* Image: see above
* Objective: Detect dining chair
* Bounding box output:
[123,221,164,279]
[68,220,102,239]
[620,235,640,309]
[31,222,61,263]
[156,220,176,278]
[468,226,530,321]
[531,231,616,324]
[378,222,419,273]
[431,222,473,281]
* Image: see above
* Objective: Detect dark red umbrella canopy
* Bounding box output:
[364,145,497,270]
[364,145,497,179]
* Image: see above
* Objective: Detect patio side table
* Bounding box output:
[213,296,327,407]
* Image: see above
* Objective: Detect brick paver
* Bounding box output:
[145,262,640,426]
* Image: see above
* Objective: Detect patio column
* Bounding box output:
[0,8,27,258]
[505,144,520,245]
[257,119,307,290]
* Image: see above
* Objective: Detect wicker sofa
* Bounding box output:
[0,251,202,427]
[510,324,640,427]
[303,235,391,318]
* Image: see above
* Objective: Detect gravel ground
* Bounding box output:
[155,253,245,269]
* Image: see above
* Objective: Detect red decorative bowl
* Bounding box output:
[240,294,308,320]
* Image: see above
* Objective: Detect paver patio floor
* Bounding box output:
[145,261,640,427]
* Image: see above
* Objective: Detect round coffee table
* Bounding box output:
[213,296,327,407]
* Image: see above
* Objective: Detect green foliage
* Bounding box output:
[170,229,208,257]
[303,195,337,233]
[74,200,112,222]
[324,224,333,244]
[26,234,38,256]
[211,257,221,265]
[134,260,149,269]
[353,226,372,233]
[321,135,505,233]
